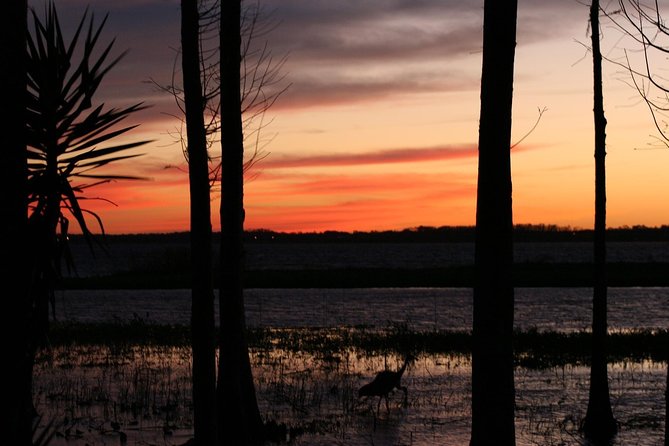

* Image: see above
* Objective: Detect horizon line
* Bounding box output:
[67,223,669,237]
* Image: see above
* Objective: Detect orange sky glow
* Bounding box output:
[38,0,669,234]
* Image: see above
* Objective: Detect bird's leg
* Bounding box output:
[385,395,390,413]
[376,396,382,415]
[400,385,408,406]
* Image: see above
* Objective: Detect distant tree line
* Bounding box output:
[245,225,669,243]
[64,224,669,245]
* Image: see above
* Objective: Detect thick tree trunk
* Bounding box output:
[181,1,217,444]
[217,1,264,444]
[582,1,618,442]
[470,1,517,446]
[0,3,32,445]
[665,351,669,446]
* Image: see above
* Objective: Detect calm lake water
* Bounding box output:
[55,286,669,332]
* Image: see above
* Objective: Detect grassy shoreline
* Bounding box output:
[44,321,669,368]
[61,261,669,289]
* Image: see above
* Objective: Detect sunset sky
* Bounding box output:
[33,0,669,234]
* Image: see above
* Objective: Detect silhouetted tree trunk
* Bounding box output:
[582,1,618,442]
[217,0,264,444]
[470,1,517,445]
[181,1,217,444]
[665,353,669,446]
[0,2,32,445]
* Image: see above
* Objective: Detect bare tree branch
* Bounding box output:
[151,0,290,188]
[605,0,669,143]
[511,106,548,149]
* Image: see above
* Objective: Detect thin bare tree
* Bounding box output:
[180,1,217,444]
[158,0,287,187]
[582,1,618,442]
[217,0,265,443]
[174,2,287,444]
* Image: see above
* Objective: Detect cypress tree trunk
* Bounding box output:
[0,2,32,445]
[181,0,217,444]
[217,1,264,443]
[470,1,517,445]
[665,352,669,446]
[582,1,618,442]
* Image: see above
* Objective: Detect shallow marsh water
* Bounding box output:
[39,286,669,444]
[34,345,666,446]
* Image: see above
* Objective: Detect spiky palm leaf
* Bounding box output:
[26,2,150,245]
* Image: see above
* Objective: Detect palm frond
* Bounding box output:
[26,1,150,253]
[61,142,149,168]
[60,178,93,238]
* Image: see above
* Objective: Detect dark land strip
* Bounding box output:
[61,262,669,289]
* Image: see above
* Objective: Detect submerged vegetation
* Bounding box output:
[44,320,669,369]
[33,323,669,445]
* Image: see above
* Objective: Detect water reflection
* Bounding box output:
[34,343,665,446]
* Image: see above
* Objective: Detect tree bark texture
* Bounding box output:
[665,348,669,446]
[0,2,32,445]
[217,1,264,444]
[181,0,218,444]
[582,1,618,442]
[470,1,518,445]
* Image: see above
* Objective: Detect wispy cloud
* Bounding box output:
[263,145,478,168]
[250,171,473,195]
[260,0,588,111]
[272,74,477,110]
[246,189,476,232]
[245,170,477,231]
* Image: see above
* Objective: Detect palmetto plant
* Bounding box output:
[25,3,150,330]
[26,3,150,289]
[26,3,149,251]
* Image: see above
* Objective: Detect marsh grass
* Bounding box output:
[47,320,669,365]
[34,322,669,445]
[34,345,194,445]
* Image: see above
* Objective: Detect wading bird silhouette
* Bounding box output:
[358,356,412,414]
